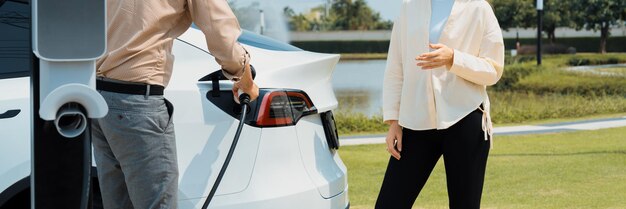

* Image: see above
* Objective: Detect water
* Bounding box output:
[565,64,626,77]
[229,1,386,116]
[332,60,387,116]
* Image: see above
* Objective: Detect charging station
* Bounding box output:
[31,0,107,208]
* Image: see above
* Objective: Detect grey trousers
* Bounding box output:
[92,91,178,209]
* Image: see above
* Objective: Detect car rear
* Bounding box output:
[172,29,349,208]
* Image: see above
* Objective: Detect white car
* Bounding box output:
[0,1,349,208]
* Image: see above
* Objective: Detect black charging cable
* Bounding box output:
[202,93,252,209]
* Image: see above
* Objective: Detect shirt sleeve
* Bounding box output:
[187,0,250,79]
[448,3,505,86]
[382,16,404,123]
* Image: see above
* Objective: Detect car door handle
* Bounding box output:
[0,109,21,119]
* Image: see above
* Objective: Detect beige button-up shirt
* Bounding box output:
[96,0,249,87]
[383,0,505,140]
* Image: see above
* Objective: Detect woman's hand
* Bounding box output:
[416,43,454,70]
[385,120,403,160]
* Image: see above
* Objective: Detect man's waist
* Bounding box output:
[96,77,165,96]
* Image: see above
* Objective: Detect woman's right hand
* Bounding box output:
[385,120,403,160]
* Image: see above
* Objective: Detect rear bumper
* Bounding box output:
[181,185,349,209]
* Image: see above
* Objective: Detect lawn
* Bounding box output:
[339,127,626,209]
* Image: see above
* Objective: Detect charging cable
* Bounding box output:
[202,92,252,209]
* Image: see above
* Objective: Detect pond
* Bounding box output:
[565,64,626,77]
[331,60,386,116]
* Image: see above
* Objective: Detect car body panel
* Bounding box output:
[0,77,31,196]
[178,127,348,209]
[177,29,340,113]
[295,115,348,198]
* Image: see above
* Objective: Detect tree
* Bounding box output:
[541,0,576,43]
[490,0,535,31]
[329,0,388,30]
[283,0,392,31]
[284,7,313,31]
[572,0,625,53]
[490,0,575,43]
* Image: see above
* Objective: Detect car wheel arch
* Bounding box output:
[0,176,29,208]
[0,167,102,208]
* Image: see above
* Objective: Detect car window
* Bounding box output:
[190,24,301,52]
[237,30,301,52]
[0,0,30,79]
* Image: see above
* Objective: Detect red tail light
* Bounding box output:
[256,90,317,127]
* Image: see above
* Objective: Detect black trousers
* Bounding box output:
[375,109,490,209]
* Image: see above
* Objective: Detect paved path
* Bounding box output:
[340,116,626,146]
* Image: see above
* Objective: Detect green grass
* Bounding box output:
[489,91,626,124]
[340,127,626,209]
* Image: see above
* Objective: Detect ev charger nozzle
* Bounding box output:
[239,93,252,107]
[54,104,88,138]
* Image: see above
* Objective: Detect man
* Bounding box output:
[92,0,259,208]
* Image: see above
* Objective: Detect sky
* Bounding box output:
[232,0,402,21]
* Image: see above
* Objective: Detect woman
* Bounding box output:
[376,0,504,208]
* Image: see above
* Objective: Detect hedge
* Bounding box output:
[504,37,626,53]
[291,37,626,54]
[291,40,390,54]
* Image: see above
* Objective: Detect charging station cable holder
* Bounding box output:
[32,0,107,209]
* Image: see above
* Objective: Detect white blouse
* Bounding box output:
[382,0,505,141]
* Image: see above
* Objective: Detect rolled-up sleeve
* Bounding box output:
[188,0,250,78]
[382,17,404,123]
[448,4,504,86]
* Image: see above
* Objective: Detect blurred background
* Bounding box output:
[229,0,626,129]
[227,1,626,208]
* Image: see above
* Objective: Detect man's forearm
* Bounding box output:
[188,0,249,79]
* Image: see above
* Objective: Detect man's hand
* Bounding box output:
[386,120,403,160]
[232,64,259,103]
[416,43,454,70]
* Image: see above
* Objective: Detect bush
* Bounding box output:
[334,111,388,135]
[513,70,626,97]
[490,91,626,124]
[291,37,626,54]
[505,55,536,65]
[567,55,626,66]
[516,44,572,55]
[492,63,542,91]
[291,41,390,53]
[503,37,626,53]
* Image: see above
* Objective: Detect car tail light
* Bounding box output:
[256,90,317,127]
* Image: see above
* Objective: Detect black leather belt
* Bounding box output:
[96,79,164,96]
